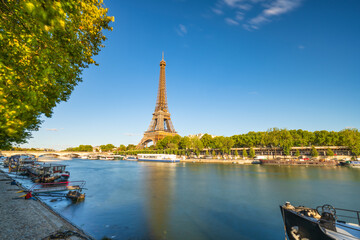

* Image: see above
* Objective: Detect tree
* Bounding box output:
[179,136,191,150]
[242,149,248,158]
[326,148,334,157]
[200,134,213,148]
[212,150,216,156]
[0,0,114,149]
[311,146,319,157]
[119,145,126,151]
[234,150,238,156]
[340,128,360,157]
[249,147,255,158]
[100,144,115,152]
[295,149,300,157]
[126,144,136,151]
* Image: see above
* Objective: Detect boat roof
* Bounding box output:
[41,163,66,167]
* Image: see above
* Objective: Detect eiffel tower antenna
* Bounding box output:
[162,51,164,60]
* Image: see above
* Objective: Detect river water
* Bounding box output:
[12,159,360,239]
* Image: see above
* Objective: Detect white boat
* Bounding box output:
[105,156,114,160]
[88,155,98,160]
[125,156,137,161]
[80,155,88,159]
[137,154,180,163]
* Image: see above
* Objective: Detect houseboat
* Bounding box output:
[280,202,360,240]
[88,155,98,160]
[137,154,180,163]
[26,163,70,183]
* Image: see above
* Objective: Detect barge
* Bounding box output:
[137,154,180,163]
[260,159,338,166]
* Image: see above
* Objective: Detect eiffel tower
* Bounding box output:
[137,53,177,148]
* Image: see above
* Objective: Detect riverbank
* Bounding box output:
[0,170,93,240]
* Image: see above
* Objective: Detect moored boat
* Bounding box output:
[26,163,70,183]
[137,154,180,163]
[280,202,360,240]
[260,158,338,166]
[340,160,360,168]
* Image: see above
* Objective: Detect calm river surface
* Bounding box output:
[14,159,360,239]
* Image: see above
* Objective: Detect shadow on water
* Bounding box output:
[16,159,359,240]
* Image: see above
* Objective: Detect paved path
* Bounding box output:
[0,170,93,240]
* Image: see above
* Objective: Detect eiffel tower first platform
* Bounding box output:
[137,54,177,148]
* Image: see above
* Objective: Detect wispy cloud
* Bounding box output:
[298,45,305,49]
[225,18,239,25]
[212,0,303,30]
[176,24,187,36]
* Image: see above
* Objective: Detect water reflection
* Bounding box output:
[141,163,176,239]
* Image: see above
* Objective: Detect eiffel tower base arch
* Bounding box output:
[137,131,177,149]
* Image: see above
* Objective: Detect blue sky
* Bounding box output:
[22,0,360,149]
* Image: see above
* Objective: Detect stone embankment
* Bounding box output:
[0,170,93,240]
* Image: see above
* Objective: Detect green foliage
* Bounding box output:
[66,145,93,152]
[126,144,136,151]
[311,146,319,157]
[234,150,238,156]
[242,149,248,158]
[295,149,300,157]
[340,128,360,156]
[200,134,213,148]
[326,148,334,157]
[100,144,115,152]
[212,150,216,156]
[118,144,126,151]
[205,150,209,156]
[0,0,114,149]
[249,147,255,158]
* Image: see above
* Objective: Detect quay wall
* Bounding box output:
[0,170,93,240]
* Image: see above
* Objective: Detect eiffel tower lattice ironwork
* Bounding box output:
[137,53,177,148]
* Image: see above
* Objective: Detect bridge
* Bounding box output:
[0,151,113,158]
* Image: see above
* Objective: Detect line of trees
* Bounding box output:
[116,128,360,157]
[66,145,93,152]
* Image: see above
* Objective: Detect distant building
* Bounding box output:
[93,146,101,153]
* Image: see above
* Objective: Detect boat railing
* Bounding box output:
[335,207,360,226]
[317,206,360,225]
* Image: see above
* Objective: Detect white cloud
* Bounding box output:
[223,0,242,7]
[225,18,239,25]
[212,8,224,15]
[298,45,305,49]
[213,0,302,30]
[248,0,302,29]
[176,24,187,36]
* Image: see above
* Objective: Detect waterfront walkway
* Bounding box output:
[0,170,92,240]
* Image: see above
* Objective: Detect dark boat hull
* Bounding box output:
[280,206,335,240]
[261,159,337,166]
